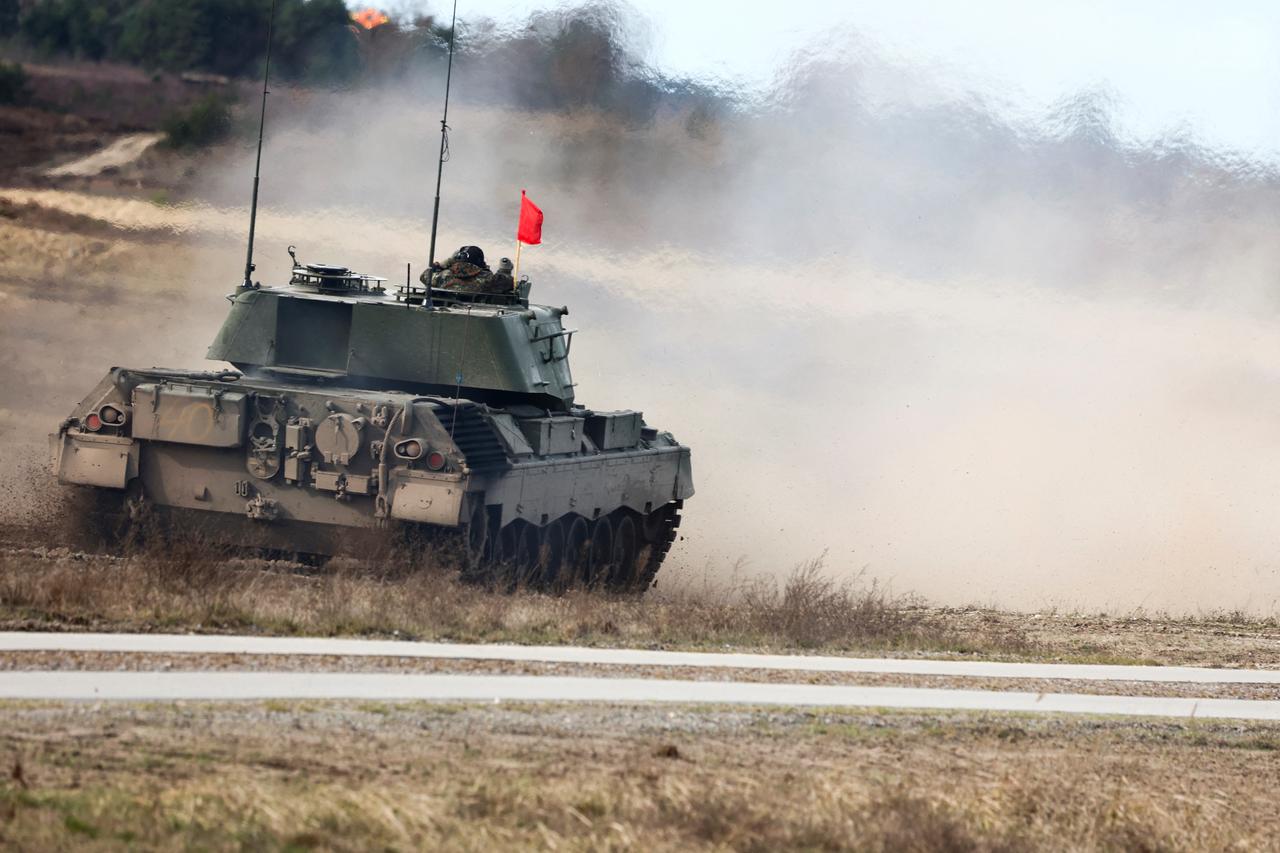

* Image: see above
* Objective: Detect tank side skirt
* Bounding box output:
[476,446,688,528]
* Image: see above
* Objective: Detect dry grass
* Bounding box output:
[3,486,1275,664]
[0,540,1031,657]
[1,701,1277,851]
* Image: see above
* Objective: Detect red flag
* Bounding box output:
[517,189,543,245]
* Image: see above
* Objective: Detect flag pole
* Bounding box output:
[513,239,522,288]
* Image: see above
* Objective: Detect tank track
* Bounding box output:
[631,501,681,592]
[60,483,681,594]
[458,500,683,594]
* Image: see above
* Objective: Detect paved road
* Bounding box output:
[6,632,1280,720]
[2,671,1279,720]
[3,631,1278,684]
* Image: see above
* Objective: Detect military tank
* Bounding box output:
[50,4,691,590]
[50,248,693,590]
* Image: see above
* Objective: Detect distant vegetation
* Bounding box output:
[9,0,359,82]
[0,0,17,37]
[161,92,232,147]
[4,1,723,126]
[0,59,27,104]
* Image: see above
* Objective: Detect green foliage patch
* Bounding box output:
[0,60,28,105]
[161,92,232,147]
[15,0,358,82]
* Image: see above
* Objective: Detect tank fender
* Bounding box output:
[388,470,468,526]
[51,430,138,489]
[675,447,694,500]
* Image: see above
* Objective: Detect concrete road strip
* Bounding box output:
[1,632,1278,684]
[1,672,1279,720]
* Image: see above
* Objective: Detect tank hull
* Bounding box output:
[53,366,692,590]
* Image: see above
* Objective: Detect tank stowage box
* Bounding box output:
[52,259,693,591]
[585,411,643,450]
[520,417,583,456]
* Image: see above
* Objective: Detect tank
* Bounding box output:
[50,250,693,591]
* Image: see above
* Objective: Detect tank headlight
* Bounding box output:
[394,439,423,460]
[84,413,103,432]
[98,404,125,426]
[426,450,446,471]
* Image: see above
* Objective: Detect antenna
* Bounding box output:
[427,0,459,270]
[242,0,278,288]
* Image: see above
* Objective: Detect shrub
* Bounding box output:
[0,60,29,105]
[162,94,232,148]
[0,0,16,37]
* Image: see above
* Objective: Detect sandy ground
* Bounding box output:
[43,133,165,178]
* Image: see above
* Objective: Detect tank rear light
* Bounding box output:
[394,439,423,460]
[84,413,103,432]
[426,450,446,471]
[98,404,125,425]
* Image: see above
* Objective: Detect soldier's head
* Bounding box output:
[498,257,513,275]
[455,245,487,267]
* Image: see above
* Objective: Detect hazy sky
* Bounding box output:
[377,0,1280,156]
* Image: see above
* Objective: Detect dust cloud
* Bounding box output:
[10,6,1280,613]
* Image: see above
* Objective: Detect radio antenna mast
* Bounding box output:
[242,0,278,288]
[427,0,459,269]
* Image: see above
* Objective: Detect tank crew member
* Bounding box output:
[421,245,511,294]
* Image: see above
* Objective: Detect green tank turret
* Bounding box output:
[209,248,573,410]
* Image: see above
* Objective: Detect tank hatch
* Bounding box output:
[286,247,386,294]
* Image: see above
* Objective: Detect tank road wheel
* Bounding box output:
[537,520,566,590]
[562,516,591,590]
[513,523,541,589]
[607,514,639,590]
[633,502,683,592]
[461,499,489,579]
[587,517,614,588]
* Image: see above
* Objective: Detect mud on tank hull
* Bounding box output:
[52,366,693,590]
